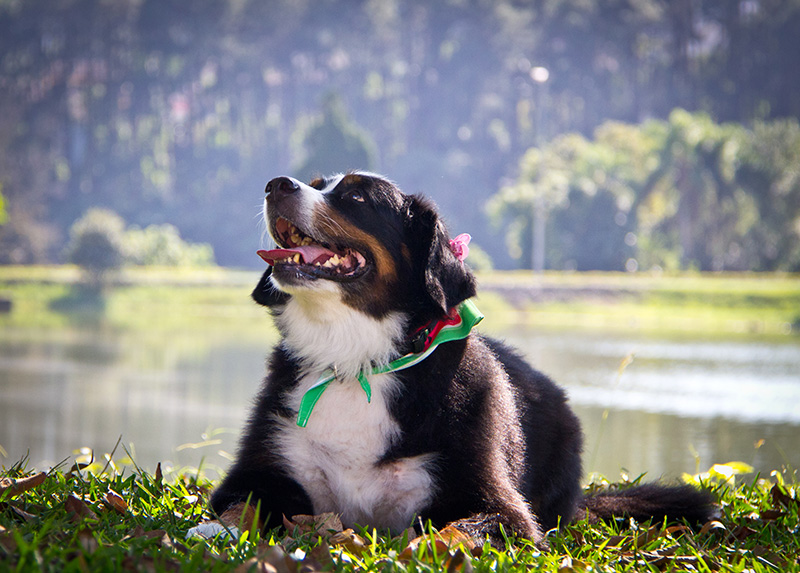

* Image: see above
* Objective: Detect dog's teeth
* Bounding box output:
[301,237,312,246]
[323,258,335,268]
[290,234,301,245]
[292,254,301,263]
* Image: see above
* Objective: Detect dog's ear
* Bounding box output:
[407,196,476,318]
[252,266,291,307]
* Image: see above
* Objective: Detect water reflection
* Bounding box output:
[501,331,800,423]
[0,328,266,478]
[495,329,800,479]
[1,325,798,482]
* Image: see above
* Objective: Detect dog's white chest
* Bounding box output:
[275,372,436,532]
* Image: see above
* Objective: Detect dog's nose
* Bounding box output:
[265,177,299,196]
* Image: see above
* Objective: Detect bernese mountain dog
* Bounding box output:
[194,172,714,547]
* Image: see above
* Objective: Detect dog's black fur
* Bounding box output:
[210,172,715,546]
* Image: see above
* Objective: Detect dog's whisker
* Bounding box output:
[314,211,348,237]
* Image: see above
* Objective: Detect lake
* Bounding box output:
[1,322,798,483]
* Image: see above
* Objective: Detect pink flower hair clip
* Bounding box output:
[449,233,471,263]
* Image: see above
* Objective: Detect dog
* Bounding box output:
[200,172,714,547]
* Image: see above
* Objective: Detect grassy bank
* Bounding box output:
[0,266,265,332]
[1,460,797,571]
[476,271,800,337]
[1,265,798,338]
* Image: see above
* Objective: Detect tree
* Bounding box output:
[66,208,126,286]
[488,125,647,271]
[2,0,800,270]
[738,119,800,271]
[633,110,753,271]
[293,94,378,181]
[124,223,215,267]
[487,142,572,270]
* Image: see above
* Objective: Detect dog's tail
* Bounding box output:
[578,483,717,525]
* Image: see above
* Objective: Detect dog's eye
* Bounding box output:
[346,190,366,203]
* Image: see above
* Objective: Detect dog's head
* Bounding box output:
[253,172,476,329]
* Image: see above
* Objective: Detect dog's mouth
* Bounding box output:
[258,217,369,281]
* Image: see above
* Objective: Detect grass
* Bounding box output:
[0,266,267,332]
[1,265,799,338]
[475,271,800,337]
[1,457,798,572]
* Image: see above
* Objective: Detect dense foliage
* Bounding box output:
[65,208,126,284]
[65,208,216,278]
[1,0,799,269]
[491,111,800,271]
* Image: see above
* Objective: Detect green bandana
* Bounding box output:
[295,299,484,427]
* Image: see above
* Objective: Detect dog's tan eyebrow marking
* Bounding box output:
[309,177,326,190]
[340,173,364,186]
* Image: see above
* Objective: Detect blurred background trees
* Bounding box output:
[66,208,126,286]
[64,208,214,286]
[0,0,798,271]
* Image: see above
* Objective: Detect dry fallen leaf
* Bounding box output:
[121,554,175,573]
[0,535,17,554]
[604,534,628,548]
[558,555,590,572]
[78,528,99,553]
[698,519,727,538]
[219,502,260,533]
[620,551,715,569]
[65,494,98,521]
[568,527,585,546]
[66,462,91,478]
[123,526,167,542]
[730,524,757,541]
[253,544,297,573]
[234,558,279,573]
[0,525,18,554]
[283,512,343,537]
[445,548,474,573]
[104,489,128,514]
[0,472,47,498]
[752,544,787,568]
[664,524,692,538]
[771,484,799,509]
[328,528,368,554]
[305,542,337,571]
[399,525,477,561]
[154,462,163,489]
[160,532,191,555]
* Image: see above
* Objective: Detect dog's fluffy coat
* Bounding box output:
[210,172,714,545]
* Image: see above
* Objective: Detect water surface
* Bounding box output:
[1,324,798,482]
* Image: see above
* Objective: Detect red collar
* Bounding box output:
[408,306,462,354]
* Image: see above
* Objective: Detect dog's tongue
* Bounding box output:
[257,246,334,265]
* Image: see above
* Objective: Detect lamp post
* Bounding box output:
[530,66,549,274]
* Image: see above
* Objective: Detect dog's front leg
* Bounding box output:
[188,464,313,540]
[448,507,545,549]
[433,478,546,549]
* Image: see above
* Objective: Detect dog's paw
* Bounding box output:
[187,520,240,540]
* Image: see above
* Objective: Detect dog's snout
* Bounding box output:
[265,177,299,197]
